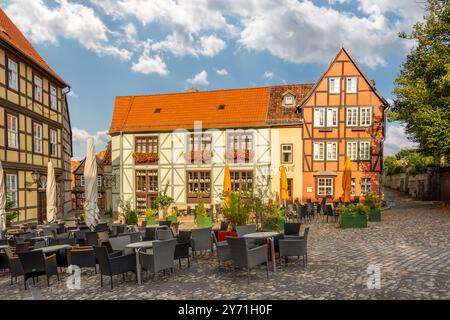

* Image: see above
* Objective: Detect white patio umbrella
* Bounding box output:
[84,137,99,229]
[46,161,57,223]
[0,161,6,238]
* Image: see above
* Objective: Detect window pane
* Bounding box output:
[327,108,338,127]
[8,59,18,90]
[326,142,337,160]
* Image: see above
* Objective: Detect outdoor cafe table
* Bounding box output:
[32,244,72,254]
[243,231,279,273]
[125,241,154,285]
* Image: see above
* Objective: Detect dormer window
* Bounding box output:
[284,95,294,106]
[282,91,296,107]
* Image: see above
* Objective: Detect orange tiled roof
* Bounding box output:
[0,9,67,86]
[109,84,313,133]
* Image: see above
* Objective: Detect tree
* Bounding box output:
[154,182,174,219]
[390,0,450,165]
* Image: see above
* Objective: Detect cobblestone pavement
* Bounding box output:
[1,188,449,300]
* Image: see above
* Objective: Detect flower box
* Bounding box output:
[225,149,254,162]
[133,152,159,164]
[196,216,212,228]
[340,215,367,229]
[184,150,213,163]
[145,217,157,225]
[369,208,381,222]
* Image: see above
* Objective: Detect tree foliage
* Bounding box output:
[385,149,434,175]
[391,0,450,164]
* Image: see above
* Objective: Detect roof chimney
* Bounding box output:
[186,87,199,92]
[370,80,376,86]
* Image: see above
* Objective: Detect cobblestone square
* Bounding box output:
[1,189,449,300]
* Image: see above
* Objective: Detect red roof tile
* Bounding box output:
[109,84,313,133]
[0,9,67,86]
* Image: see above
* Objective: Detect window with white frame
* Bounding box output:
[346,107,358,126]
[361,178,371,194]
[351,178,356,196]
[33,123,43,153]
[50,85,57,110]
[281,144,293,163]
[7,114,18,149]
[34,75,43,102]
[347,141,358,160]
[317,177,334,196]
[313,108,325,127]
[346,77,357,93]
[284,95,294,106]
[329,77,340,94]
[6,174,18,208]
[326,108,338,127]
[50,129,58,156]
[80,176,85,187]
[7,58,18,90]
[97,176,102,187]
[360,107,372,126]
[313,142,325,161]
[326,142,338,160]
[359,141,371,160]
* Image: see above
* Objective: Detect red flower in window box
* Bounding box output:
[132,152,159,164]
[225,149,254,162]
[184,150,213,162]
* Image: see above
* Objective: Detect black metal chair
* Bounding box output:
[139,239,177,279]
[226,237,269,283]
[94,223,109,233]
[158,221,172,228]
[283,222,301,238]
[18,250,59,289]
[191,227,213,257]
[94,246,136,289]
[279,227,309,267]
[142,227,157,241]
[68,246,97,273]
[174,230,191,268]
[85,232,99,246]
[4,247,24,285]
[15,242,31,254]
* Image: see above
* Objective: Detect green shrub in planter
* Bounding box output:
[262,203,285,231]
[145,209,158,225]
[362,192,382,222]
[196,197,210,227]
[196,216,212,228]
[339,203,368,229]
[127,210,138,225]
[276,217,285,231]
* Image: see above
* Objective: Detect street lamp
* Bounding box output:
[31,170,40,185]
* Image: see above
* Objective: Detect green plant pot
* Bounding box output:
[340,215,367,228]
[276,217,285,231]
[166,215,177,223]
[369,208,381,222]
[196,216,212,228]
[145,217,157,225]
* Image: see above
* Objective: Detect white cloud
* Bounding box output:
[72,128,111,153]
[263,71,274,79]
[131,54,168,76]
[186,70,209,86]
[199,35,226,57]
[216,68,229,76]
[66,90,78,98]
[384,122,418,156]
[4,0,132,61]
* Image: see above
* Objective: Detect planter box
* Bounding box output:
[369,208,381,221]
[218,231,237,242]
[340,215,367,228]
[196,216,212,228]
[166,216,177,223]
[145,217,157,225]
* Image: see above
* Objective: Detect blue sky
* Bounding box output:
[1,0,424,159]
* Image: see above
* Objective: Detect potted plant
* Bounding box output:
[132,152,159,164]
[338,203,368,228]
[166,208,178,223]
[118,197,138,225]
[145,208,158,225]
[5,200,19,227]
[261,203,285,231]
[196,197,211,228]
[222,192,250,231]
[362,192,382,221]
[154,182,174,219]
